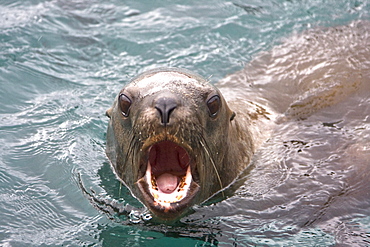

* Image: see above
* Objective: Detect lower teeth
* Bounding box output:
[146,165,192,205]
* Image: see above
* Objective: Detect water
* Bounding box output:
[0,0,369,246]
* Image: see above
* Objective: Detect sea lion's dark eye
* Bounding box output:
[119,94,132,117]
[207,95,221,117]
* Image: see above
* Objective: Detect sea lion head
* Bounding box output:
[106,68,236,220]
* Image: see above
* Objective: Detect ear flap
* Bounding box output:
[230,111,236,121]
[106,108,113,119]
[222,96,236,121]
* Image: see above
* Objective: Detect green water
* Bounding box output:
[0,0,369,246]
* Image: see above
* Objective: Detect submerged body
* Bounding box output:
[106,21,370,221]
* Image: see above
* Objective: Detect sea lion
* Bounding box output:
[105,67,273,220]
[105,20,370,221]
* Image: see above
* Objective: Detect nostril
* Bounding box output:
[154,97,178,126]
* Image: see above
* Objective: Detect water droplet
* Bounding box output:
[141,212,152,221]
[129,210,142,223]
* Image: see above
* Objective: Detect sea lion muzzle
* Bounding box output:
[136,139,200,219]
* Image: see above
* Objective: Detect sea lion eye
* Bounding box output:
[207,95,221,117]
[119,94,132,117]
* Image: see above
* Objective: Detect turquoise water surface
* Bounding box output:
[1,0,370,246]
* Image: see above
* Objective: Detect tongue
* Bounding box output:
[156,173,179,194]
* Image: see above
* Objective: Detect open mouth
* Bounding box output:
[137,140,200,219]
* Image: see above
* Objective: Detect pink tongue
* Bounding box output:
[156,173,179,194]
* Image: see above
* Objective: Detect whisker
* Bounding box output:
[119,181,122,198]
[125,134,136,165]
[199,139,224,198]
[121,131,140,190]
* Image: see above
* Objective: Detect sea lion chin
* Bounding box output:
[105,67,271,220]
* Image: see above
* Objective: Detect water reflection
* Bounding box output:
[1,0,369,245]
[90,20,370,245]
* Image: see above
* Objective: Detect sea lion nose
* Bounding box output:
[154,97,178,126]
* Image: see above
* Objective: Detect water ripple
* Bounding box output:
[0,0,370,246]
